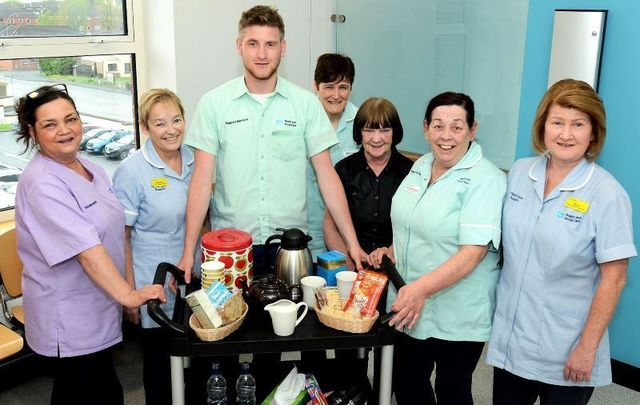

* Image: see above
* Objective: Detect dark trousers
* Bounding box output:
[393,333,484,405]
[493,367,595,405]
[49,349,123,405]
[141,327,172,405]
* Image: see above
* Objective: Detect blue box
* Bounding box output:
[317,250,347,287]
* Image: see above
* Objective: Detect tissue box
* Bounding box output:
[317,250,347,287]
[261,386,308,405]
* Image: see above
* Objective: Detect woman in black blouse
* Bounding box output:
[324,97,413,267]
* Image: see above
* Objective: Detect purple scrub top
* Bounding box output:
[15,153,125,357]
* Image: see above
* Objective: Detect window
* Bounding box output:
[0,1,126,38]
[0,0,144,217]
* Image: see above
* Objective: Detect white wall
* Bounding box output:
[140,0,336,123]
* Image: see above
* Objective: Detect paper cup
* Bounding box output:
[336,271,357,300]
[201,260,224,277]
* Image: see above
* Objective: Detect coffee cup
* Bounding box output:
[336,271,357,300]
[300,276,326,309]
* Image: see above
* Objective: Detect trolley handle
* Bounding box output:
[379,255,406,326]
[147,262,187,335]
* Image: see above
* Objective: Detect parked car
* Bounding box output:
[0,164,21,184]
[0,171,18,210]
[79,128,112,150]
[82,124,100,134]
[0,188,14,210]
[104,133,135,160]
[85,130,130,154]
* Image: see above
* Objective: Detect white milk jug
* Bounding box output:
[264,299,308,336]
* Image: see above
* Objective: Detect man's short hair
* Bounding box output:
[239,5,285,40]
[314,53,355,85]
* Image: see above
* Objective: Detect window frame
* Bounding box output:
[0,0,147,222]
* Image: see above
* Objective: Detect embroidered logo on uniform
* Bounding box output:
[458,177,471,185]
[509,192,523,202]
[151,177,168,191]
[556,211,583,223]
[225,118,248,125]
[410,169,421,175]
[84,201,97,209]
[564,197,590,214]
[406,184,420,193]
[275,119,297,127]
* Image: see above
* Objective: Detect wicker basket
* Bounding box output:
[189,302,248,341]
[314,303,379,334]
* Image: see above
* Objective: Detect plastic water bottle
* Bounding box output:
[207,362,227,405]
[235,362,256,405]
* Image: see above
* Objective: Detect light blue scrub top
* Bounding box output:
[185,76,337,244]
[307,101,359,259]
[388,142,506,341]
[112,139,194,328]
[486,155,637,387]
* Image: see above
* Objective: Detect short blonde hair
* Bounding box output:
[532,79,606,161]
[138,88,185,129]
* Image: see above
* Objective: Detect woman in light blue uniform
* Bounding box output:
[112,89,194,405]
[370,92,506,405]
[486,79,637,405]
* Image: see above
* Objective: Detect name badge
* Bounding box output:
[564,197,589,214]
[151,177,168,190]
[343,149,359,158]
[406,184,420,193]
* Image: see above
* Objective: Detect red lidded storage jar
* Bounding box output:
[201,229,253,291]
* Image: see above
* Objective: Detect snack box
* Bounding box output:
[185,289,222,328]
[317,250,347,287]
[185,281,234,328]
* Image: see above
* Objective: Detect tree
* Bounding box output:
[59,0,92,32]
[39,57,76,76]
[37,10,60,26]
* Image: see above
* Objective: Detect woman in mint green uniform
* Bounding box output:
[370,92,506,405]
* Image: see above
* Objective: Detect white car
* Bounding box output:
[0,164,21,184]
[0,165,21,210]
[0,183,16,210]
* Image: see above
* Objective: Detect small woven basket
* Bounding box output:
[314,304,378,334]
[189,302,248,341]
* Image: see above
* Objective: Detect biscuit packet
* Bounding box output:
[343,270,388,318]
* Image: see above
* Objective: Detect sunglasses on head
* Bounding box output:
[27,83,68,100]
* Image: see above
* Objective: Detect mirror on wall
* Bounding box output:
[548,10,607,90]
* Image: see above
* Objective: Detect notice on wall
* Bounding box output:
[434,34,465,92]
[436,0,464,24]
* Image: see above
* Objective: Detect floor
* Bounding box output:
[0,338,638,405]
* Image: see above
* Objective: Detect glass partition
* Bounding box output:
[336,0,529,169]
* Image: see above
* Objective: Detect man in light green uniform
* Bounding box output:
[178,6,365,280]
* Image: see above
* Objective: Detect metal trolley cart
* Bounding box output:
[148,263,395,405]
